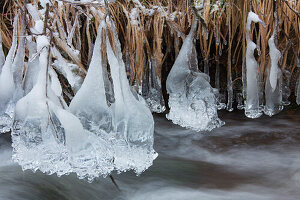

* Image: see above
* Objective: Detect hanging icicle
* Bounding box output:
[264,12,283,116]
[166,19,224,131]
[142,59,166,113]
[105,17,157,173]
[0,15,19,133]
[245,11,265,119]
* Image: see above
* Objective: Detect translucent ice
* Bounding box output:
[142,60,166,113]
[12,14,26,102]
[69,18,157,176]
[245,12,265,118]
[264,68,283,116]
[0,15,18,133]
[52,47,83,93]
[282,69,291,106]
[69,21,113,134]
[106,18,157,173]
[11,33,113,181]
[296,72,300,105]
[268,32,281,92]
[0,33,5,71]
[11,34,71,175]
[23,38,39,96]
[264,25,283,116]
[166,19,224,131]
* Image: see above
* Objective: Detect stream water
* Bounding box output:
[0,110,299,200]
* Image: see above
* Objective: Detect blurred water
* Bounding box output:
[0,110,299,200]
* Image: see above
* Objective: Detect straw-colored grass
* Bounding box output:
[0,0,299,97]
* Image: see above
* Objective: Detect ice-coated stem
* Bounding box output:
[268,13,281,92]
[296,70,300,105]
[12,12,26,101]
[0,15,19,114]
[245,11,265,119]
[0,33,5,71]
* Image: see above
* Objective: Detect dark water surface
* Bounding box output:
[0,110,299,200]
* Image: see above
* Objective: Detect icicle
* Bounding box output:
[23,38,39,96]
[69,21,113,134]
[245,12,265,119]
[12,33,70,175]
[264,12,283,116]
[236,92,244,110]
[268,14,281,92]
[106,17,157,173]
[143,58,166,113]
[166,19,224,131]
[296,71,300,105]
[52,47,83,93]
[0,15,18,133]
[12,13,26,101]
[227,78,233,112]
[264,68,283,116]
[204,59,209,76]
[12,31,110,181]
[242,54,247,100]
[0,33,5,71]
[214,56,226,110]
[282,69,291,106]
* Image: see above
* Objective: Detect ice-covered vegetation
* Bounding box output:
[245,11,266,118]
[0,0,299,181]
[166,19,224,131]
[1,1,157,181]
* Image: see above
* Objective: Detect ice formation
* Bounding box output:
[10,11,157,180]
[52,47,83,93]
[166,19,224,131]
[0,15,18,133]
[23,38,40,96]
[264,23,283,116]
[268,35,281,92]
[105,19,157,171]
[0,33,5,71]
[281,69,291,106]
[69,21,113,134]
[12,14,26,102]
[245,12,265,119]
[296,71,300,105]
[264,68,283,116]
[12,34,72,175]
[142,60,166,113]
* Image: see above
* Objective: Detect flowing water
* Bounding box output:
[0,110,299,200]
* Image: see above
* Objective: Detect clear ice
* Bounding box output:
[264,68,283,116]
[296,71,300,105]
[0,15,18,133]
[264,24,283,116]
[245,12,265,119]
[166,19,224,131]
[11,15,157,181]
[142,59,166,113]
[70,18,157,176]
